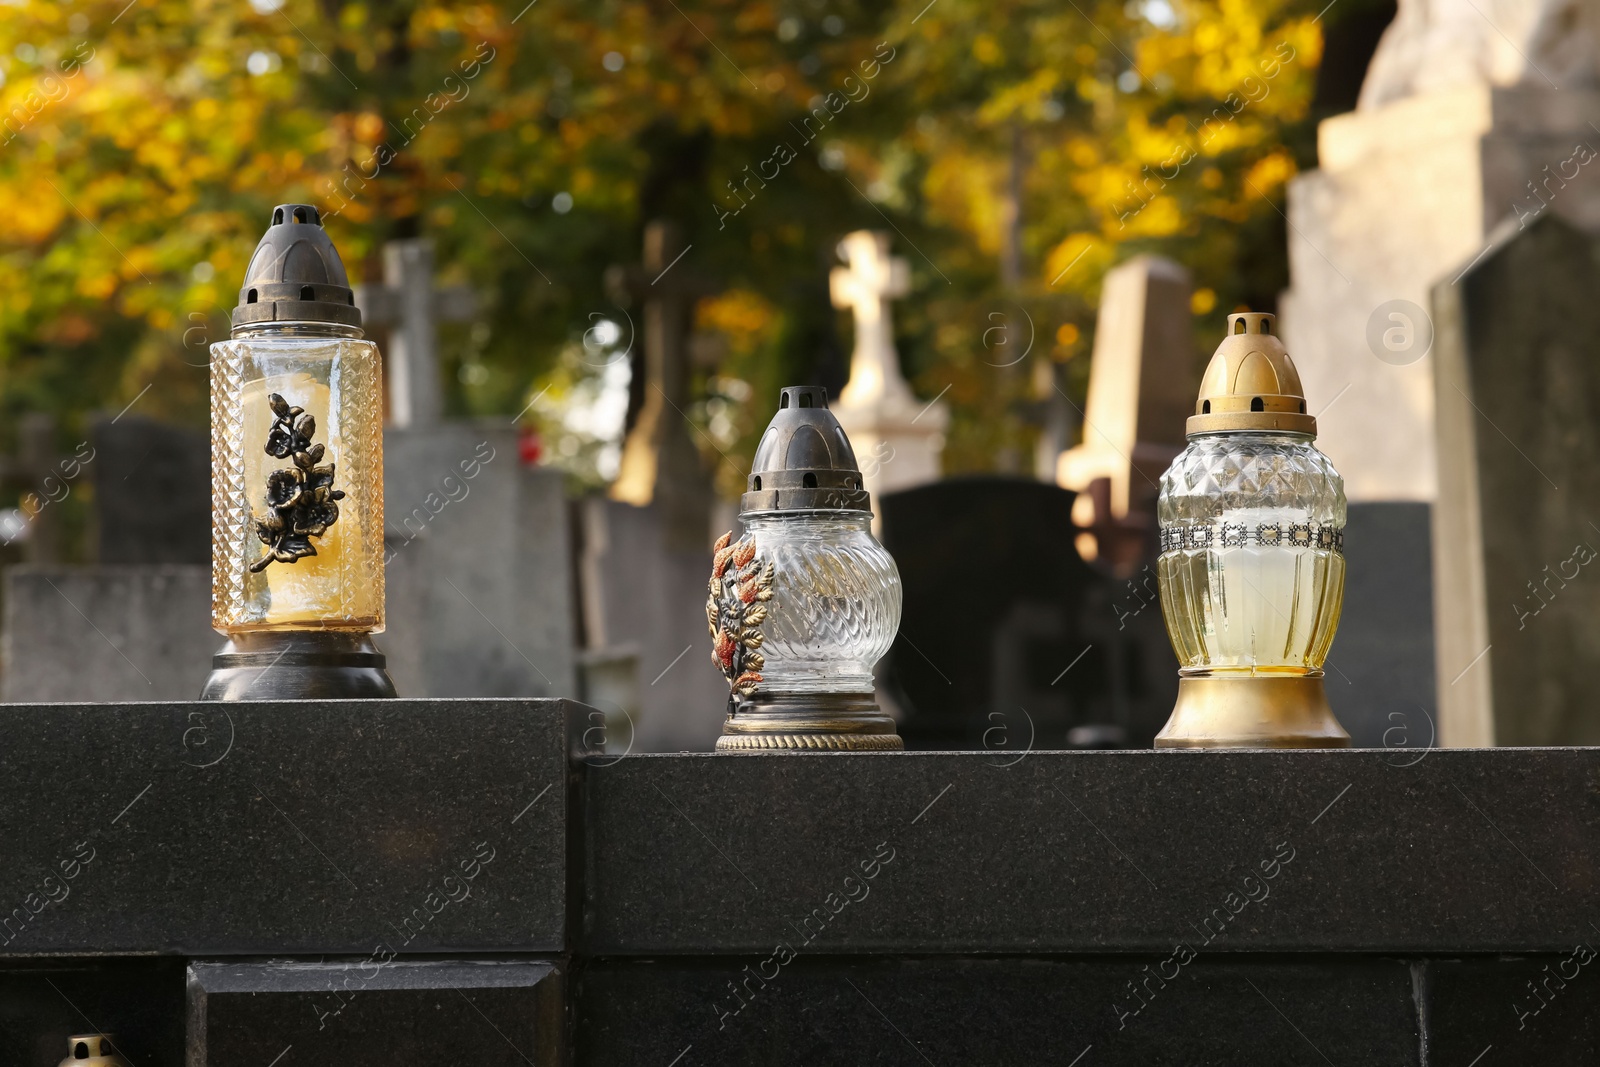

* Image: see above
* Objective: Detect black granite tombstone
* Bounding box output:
[1326,502,1437,747]
[878,476,1177,749]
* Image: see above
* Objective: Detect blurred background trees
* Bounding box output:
[0,0,1383,548]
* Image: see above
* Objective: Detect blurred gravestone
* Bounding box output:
[574,496,727,753]
[1,565,212,700]
[0,416,213,702]
[1431,213,1600,746]
[878,476,1176,750]
[1325,502,1437,748]
[383,423,577,700]
[92,416,210,564]
[1055,254,1195,570]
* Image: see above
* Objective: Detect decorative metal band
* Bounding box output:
[715,732,904,751]
[1159,522,1344,554]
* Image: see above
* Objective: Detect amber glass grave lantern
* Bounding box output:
[709,386,903,750]
[1153,313,1349,747]
[201,204,394,699]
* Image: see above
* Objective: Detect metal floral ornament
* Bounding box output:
[707,531,774,705]
[251,392,345,572]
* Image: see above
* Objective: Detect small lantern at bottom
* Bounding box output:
[1154,312,1349,748]
[58,1035,131,1067]
[709,386,902,750]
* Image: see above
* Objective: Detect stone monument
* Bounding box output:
[1055,255,1195,570]
[829,230,948,505]
[355,237,477,428]
[362,236,574,700]
[1431,213,1600,746]
[1281,0,1600,502]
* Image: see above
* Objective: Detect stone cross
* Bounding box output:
[1055,255,1194,571]
[355,237,477,428]
[830,231,915,410]
[605,220,718,551]
[827,231,947,506]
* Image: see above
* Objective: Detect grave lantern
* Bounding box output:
[201,204,394,699]
[709,386,902,750]
[1153,312,1349,747]
[57,1035,130,1067]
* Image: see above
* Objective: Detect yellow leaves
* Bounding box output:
[13,195,66,244]
[354,111,386,143]
[1243,150,1295,195]
[1191,288,1217,315]
[80,271,118,301]
[923,146,1007,256]
[1043,233,1109,292]
[972,34,1003,67]
[697,290,777,353]
[1124,194,1181,237]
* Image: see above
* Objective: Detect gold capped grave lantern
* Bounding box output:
[1153,313,1350,748]
[58,1035,131,1067]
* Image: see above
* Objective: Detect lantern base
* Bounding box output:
[716,692,903,751]
[200,631,397,701]
[1154,674,1349,749]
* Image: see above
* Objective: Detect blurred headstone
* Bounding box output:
[383,423,576,700]
[1431,213,1600,745]
[605,220,718,553]
[1,565,212,701]
[575,495,726,752]
[92,415,210,564]
[1281,0,1600,501]
[877,476,1176,750]
[355,237,477,428]
[1055,255,1194,572]
[0,414,66,562]
[830,230,948,506]
[1325,502,1438,748]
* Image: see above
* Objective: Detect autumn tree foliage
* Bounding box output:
[0,0,1326,513]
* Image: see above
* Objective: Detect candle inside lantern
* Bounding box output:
[213,338,384,632]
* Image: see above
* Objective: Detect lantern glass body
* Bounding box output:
[1156,431,1345,675]
[739,511,900,694]
[210,325,385,634]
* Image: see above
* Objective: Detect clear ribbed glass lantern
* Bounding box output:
[710,385,903,750]
[201,204,394,700]
[1153,313,1349,748]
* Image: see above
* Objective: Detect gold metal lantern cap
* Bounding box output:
[1153,312,1350,749]
[1186,312,1316,438]
[59,1035,131,1067]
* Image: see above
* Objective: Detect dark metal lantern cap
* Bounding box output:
[741,385,871,514]
[231,204,362,330]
